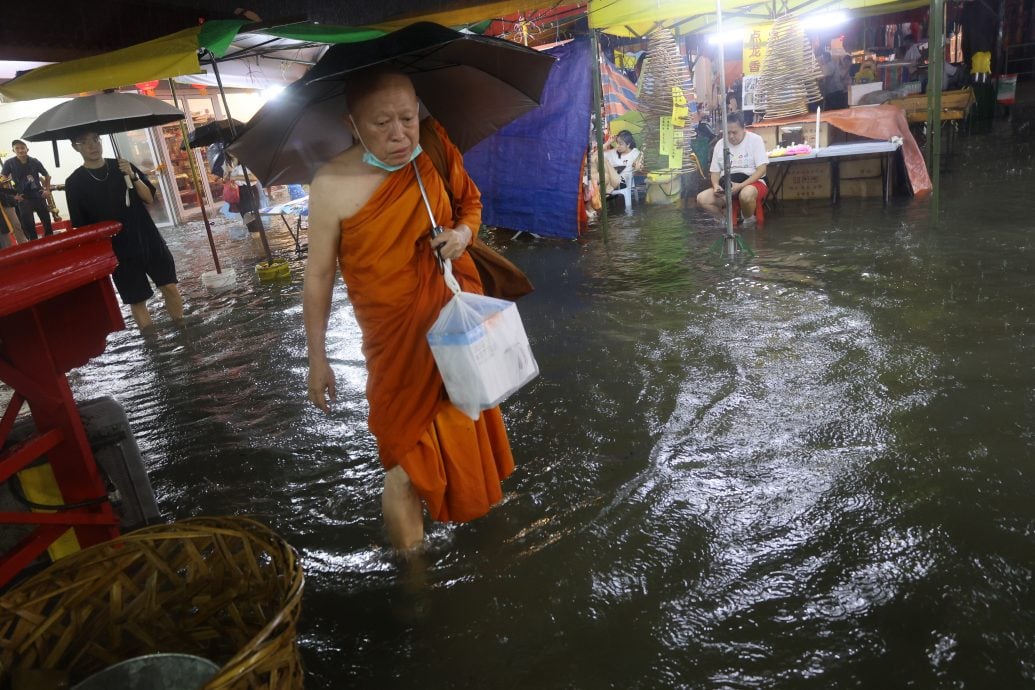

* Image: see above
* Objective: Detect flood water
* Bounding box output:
[64,123,1035,688]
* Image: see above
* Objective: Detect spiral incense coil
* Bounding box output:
[635,27,698,175]
[754,14,823,120]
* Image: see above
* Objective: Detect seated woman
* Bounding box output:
[604,130,643,190]
[584,140,621,218]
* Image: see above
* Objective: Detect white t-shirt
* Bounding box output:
[710,130,769,178]
[605,147,641,186]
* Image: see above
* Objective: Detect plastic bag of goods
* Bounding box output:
[427,292,538,420]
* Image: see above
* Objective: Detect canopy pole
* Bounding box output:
[205,49,274,263]
[590,30,609,242]
[169,78,221,273]
[716,0,737,245]
[927,0,944,225]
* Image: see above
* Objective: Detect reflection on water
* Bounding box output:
[67,126,1035,688]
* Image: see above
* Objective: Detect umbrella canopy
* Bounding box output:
[227,22,556,186]
[182,118,246,150]
[23,92,185,142]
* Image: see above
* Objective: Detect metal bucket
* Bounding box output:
[72,653,220,690]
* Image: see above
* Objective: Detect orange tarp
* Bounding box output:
[337,120,514,522]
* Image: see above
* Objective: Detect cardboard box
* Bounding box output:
[839,157,883,179]
[839,178,883,197]
[752,121,832,150]
[777,162,832,200]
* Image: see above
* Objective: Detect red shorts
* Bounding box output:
[740,180,768,199]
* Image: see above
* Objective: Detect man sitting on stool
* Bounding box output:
[696,112,768,226]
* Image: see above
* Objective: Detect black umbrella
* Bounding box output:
[24,92,185,207]
[22,92,185,142]
[227,22,556,186]
[180,118,245,150]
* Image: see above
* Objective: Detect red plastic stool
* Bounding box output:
[732,196,765,225]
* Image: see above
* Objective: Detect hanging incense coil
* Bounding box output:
[636,27,698,175]
[754,14,823,120]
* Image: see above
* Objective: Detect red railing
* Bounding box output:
[0,222,125,586]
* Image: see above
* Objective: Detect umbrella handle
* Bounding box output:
[124,174,133,207]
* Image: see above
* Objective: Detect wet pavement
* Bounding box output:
[61,121,1035,688]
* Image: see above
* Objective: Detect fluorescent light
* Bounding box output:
[801,11,849,30]
[261,85,285,102]
[707,29,746,45]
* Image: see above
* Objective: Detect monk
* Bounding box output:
[304,68,515,552]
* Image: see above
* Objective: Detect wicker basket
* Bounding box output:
[0,517,304,689]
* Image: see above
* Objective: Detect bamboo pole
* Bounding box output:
[205,50,274,263]
[927,0,944,223]
[590,30,609,242]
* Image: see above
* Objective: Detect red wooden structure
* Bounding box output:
[0,222,124,587]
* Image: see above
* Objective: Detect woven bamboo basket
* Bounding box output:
[0,517,304,689]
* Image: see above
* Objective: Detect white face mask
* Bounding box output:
[349,115,422,172]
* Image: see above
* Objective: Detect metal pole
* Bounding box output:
[590,30,609,241]
[169,79,221,273]
[928,0,944,223]
[716,0,736,241]
[205,49,274,263]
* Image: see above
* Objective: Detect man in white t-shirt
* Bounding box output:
[696,112,769,226]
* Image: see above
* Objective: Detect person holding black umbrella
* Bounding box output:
[304,68,515,552]
[65,130,183,329]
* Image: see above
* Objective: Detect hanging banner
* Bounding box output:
[671,86,689,127]
[669,131,684,169]
[658,116,674,155]
[742,23,771,76]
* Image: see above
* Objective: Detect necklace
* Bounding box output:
[85,164,109,182]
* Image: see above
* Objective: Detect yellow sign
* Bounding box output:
[742,23,772,76]
[615,50,639,69]
[669,131,684,169]
[671,86,689,127]
[658,116,673,156]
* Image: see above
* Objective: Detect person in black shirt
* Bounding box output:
[65,130,183,329]
[1,140,52,240]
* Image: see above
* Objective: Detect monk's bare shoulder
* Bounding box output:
[311,147,387,223]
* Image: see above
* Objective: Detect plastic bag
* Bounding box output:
[427,276,538,420]
[222,182,240,205]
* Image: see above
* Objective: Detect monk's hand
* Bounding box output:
[307,360,337,413]
[430,224,472,262]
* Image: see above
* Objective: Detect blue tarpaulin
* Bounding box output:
[464,38,591,240]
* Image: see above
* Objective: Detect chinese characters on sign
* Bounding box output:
[741,23,772,112]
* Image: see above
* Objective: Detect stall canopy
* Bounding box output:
[464,38,591,240]
[0,20,247,101]
[372,1,575,31]
[0,5,569,101]
[588,0,928,37]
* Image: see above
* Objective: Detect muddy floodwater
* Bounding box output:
[66,125,1035,688]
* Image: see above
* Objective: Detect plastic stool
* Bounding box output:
[732,196,765,225]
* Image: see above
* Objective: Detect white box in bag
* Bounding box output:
[427,293,539,420]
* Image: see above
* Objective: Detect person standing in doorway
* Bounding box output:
[2,140,52,240]
[65,130,183,329]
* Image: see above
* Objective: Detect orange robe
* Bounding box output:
[338,120,515,523]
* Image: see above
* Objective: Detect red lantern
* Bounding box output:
[190,83,208,96]
[135,80,160,97]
